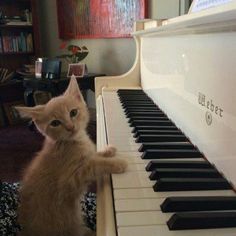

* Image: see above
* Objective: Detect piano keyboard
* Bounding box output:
[102,89,236,236]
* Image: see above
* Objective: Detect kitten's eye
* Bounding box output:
[70,109,78,118]
[50,120,61,127]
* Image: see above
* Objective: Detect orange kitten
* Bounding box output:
[15,76,127,236]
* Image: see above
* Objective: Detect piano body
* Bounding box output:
[95,2,236,236]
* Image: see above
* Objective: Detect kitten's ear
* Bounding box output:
[64,75,85,103]
[15,105,45,119]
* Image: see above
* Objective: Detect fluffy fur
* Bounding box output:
[15,76,127,236]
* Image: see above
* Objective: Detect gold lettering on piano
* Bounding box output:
[198,92,223,125]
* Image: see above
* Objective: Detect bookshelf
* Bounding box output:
[0,0,41,72]
[0,0,41,126]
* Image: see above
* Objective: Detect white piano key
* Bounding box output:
[112,171,154,189]
[116,211,170,226]
[112,145,141,152]
[118,209,236,228]
[120,155,205,165]
[113,160,217,189]
[103,90,236,234]
[124,156,147,164]
[108,138,138,145]
[114,188,236,199]
[107,133,135,138]
[126,156,205,164]
[118,225,236,236]
[117,151,141,157]
[127,163,149,171]
[126,159,206,170]
[115,198,164,212]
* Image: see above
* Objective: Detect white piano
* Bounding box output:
[95,1,236,236]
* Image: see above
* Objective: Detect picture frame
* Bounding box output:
[3,100,27,125]
[57,0,148,39]
[67,63,86,78]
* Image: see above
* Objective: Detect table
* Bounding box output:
[23,73,105,106]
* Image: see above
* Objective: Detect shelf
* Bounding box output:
[0,52,34,56]
[0,0,41,71]
[0,24,33,29]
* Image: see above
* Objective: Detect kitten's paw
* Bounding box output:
[112,159,128,173]
[102,145,117,157]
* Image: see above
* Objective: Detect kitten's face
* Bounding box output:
[35,94,89,141]
[16,76,89,141]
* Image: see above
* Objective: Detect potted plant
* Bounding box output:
[58,42,89,63]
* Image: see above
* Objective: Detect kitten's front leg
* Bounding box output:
[85,157,127,180]
[97,145,116,158]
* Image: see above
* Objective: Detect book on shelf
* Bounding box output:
[1,71,14,83]
[0,68,15,83]
[0,32,34,53]
[26,33,33,52]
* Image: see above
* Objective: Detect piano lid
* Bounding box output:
[134,2,236,187]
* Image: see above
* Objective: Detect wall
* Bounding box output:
[38,0,190,107]
[38,0,136,76]
[38,0,190,75]
[149,0,191,19]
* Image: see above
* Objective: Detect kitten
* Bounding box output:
[15,76,127,236]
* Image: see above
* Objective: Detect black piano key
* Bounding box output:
[119,97,151,101]
[161,196,236,212]
[125,108,160,113]
[129,116,169,121]
[118,89,144,91]
[131,120,174,127]
[153,178,232,191]
[149,168,221,180]
[139,142,194,152]
[118,92,146,94]
[129,117,169,123]
[133,130,182,138]
[122,103,156,107]
[132,126,178,133]
[128,114,167,119]
[126,112,166,117]
[124,105,158,109]
[123,105,156,109]
[120,98,154,102]
[126,111,168,117]
[136,135,188,143]
[123,103,156,107]
[125,109,160,114]
[146,160,212,171]
[117,89,145,94]
[142,149,203,159]
[122,101,155,106]
[119,92,148,96]
[118,94,148,98]
[167,211,236,230]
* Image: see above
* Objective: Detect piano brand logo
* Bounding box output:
[205,111,212,126]
[198,92,223,125]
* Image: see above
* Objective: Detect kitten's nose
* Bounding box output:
[65,124,75,132]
